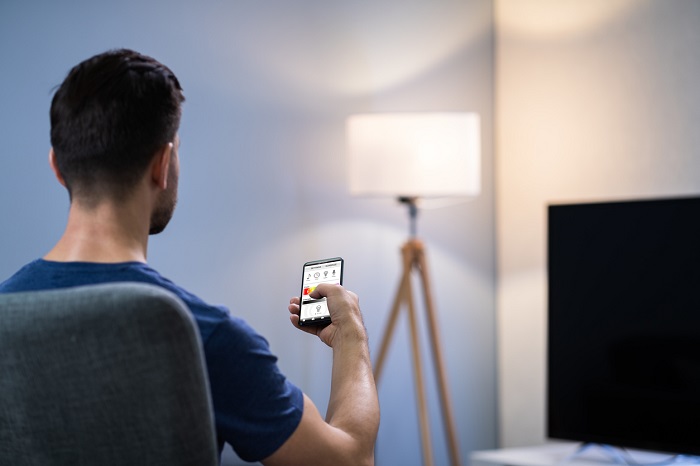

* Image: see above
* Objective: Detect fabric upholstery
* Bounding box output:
[0,282,218,466]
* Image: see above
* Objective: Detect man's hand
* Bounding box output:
[288,283,364,348]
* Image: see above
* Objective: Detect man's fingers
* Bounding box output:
[288,302,300,315]
[309,282,341,299]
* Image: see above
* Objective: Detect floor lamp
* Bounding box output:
[347,113,481,466]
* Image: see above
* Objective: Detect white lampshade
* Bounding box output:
[346,112,480,198]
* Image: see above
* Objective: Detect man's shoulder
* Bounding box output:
[0,259,233,341]
[0,259,49,293]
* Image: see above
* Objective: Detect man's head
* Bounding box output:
[50,49,185,215]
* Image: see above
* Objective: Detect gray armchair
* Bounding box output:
[0,282,219,466]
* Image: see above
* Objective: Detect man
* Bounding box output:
[0,49,379,466]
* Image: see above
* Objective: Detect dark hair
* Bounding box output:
[50,49,185,203]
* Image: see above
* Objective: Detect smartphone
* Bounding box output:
[298,257,344,326]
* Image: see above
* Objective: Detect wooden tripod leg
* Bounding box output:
[415,243,463,466]
[373,252,412,384]
[404,245,435,466]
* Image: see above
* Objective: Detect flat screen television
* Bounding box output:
[547,196,700,456]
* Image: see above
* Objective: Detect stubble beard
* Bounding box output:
[149,170,178,236]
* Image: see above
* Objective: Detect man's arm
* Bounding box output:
[262,284,380,466]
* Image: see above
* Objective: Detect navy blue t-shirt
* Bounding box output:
[0,259,304,462]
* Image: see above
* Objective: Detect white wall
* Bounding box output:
[496,0,700,448]
[0,1,496,464]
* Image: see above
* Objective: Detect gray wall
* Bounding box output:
[496,0,700,448]
[0,1,496,464]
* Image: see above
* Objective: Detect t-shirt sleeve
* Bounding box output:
[203,316,304,462]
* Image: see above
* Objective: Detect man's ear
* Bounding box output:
[150,142,173,190]
[48,148,67,187]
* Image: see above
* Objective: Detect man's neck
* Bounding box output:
[44,200,150,264]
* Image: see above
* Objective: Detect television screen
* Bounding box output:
[547,196,700,455]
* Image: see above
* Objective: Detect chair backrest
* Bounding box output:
[0,282,219,466]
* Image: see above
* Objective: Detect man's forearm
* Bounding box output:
[325,319,380,460]
[275,286,380,466]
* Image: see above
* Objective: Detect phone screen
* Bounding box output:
[299,257,343,326]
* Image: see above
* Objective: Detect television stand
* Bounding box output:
[471,443,700,466]
[565,443,635,465]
